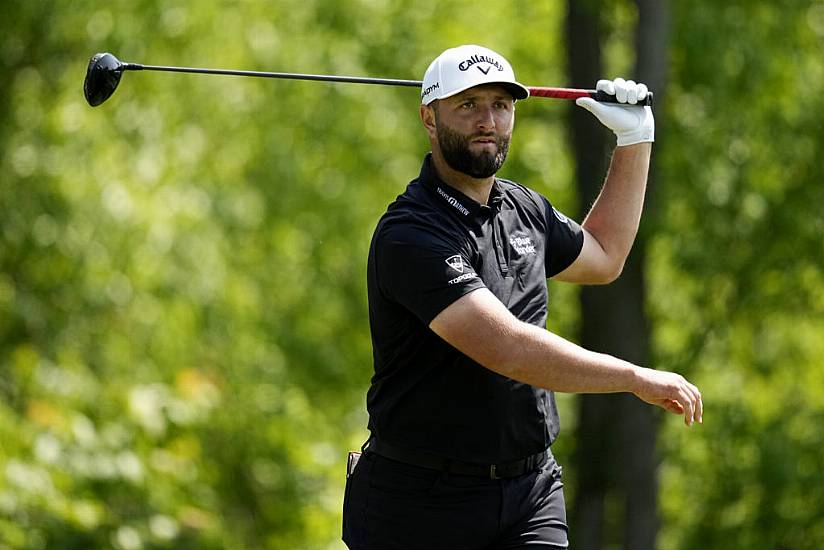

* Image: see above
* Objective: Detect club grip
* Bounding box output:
[528,87,653,106]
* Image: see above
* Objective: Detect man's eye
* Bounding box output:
[461,102,474,109]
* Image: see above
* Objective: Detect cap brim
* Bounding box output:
[429,81,530,104]
[501,82,530,101]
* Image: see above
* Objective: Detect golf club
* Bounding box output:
[84,52,653,107]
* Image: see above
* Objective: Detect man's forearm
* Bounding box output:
[582,143,652,270]
[434,288,640,395]
[430,288,703,425]
[495,316,700,425]
[499,319,639,394]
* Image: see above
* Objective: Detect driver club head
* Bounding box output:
[84,52,124,107]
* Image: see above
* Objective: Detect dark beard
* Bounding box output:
[436,123,510,179]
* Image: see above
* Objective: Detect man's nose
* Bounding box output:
[476,107,496,131]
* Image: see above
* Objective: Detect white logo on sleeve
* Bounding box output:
[445,255,478,285]
[445,255,464,273]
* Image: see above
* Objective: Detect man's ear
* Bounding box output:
[420,104,437,138]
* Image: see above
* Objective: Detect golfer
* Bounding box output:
[343,45,702,549]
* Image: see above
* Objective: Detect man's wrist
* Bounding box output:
[617,358,643,395]
[614,142,653,152]
[595,351,643,394]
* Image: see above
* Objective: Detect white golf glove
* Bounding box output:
[576,78,654,146]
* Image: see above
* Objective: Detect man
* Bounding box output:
[343,45,702,549]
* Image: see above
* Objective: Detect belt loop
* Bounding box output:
[489,464,500,480]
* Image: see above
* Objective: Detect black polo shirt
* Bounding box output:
[366,154,584,464]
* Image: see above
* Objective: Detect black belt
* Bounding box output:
[366,438,548,480]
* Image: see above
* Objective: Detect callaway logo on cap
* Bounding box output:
[421,45,529,105]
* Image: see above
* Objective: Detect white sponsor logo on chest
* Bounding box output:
[509,233,536,255]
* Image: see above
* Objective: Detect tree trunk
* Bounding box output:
[565,2,610,548]
[565,1,670,549]
[620,3,669,549]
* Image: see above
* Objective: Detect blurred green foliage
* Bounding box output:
[655,2,824,549]
[1,0,823,549]
[0,1,571,548]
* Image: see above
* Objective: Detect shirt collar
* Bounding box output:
[418,153,503,222]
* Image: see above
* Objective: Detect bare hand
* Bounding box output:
[633,367,703,426]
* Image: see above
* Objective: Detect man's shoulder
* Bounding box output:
[496,177,549,212]
[384,177,466,222]
[386,178,432,211]
[375,181,459,241]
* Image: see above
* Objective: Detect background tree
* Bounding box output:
[656,2,824,548]
[565,1,669,548]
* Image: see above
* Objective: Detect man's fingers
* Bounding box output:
[678,387,695,426]
[575,96,598,113]
[594,78,649,104]
[662,399,683,414]
[691,383,703,424]
[660,379,702,426]
[596,79,615,95]
[678,381,703,426]
[680,381,702,425]
[635,368,702,426]
[614,78,628,103]
[625,80,638,104]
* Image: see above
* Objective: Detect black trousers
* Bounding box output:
[342,451,569,549]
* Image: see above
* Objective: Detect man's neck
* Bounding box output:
[430,149,495,205]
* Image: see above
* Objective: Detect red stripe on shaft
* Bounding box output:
[527,87,593,100]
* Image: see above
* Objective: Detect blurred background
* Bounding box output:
[2,1,823,548]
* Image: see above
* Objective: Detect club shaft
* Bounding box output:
[124,63,422,87]
[122,63,652,105]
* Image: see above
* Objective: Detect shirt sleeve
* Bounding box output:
[542,198,584,277]
[373,221,487,325]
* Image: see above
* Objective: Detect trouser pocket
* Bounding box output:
[342,451,368,548]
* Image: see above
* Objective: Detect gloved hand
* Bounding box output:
[576,78,655,146]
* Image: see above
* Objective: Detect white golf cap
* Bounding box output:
[420,45,529,105]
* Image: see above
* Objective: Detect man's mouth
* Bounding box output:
[472,136,497,146]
